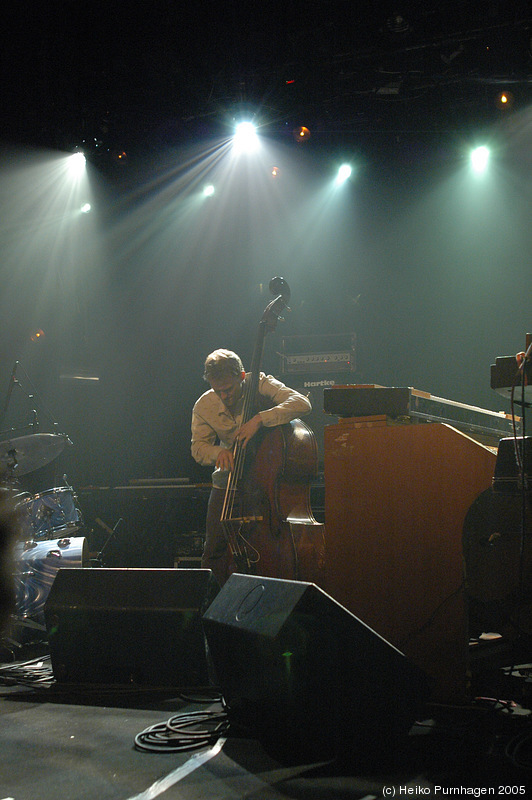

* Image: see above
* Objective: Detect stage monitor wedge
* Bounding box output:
[202,573,429,760]
[45,568,215,687]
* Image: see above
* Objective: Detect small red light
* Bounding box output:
[292,126,311,143]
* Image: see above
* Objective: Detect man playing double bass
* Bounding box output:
[191,349,311,587]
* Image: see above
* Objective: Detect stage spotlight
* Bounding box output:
[470,146,490,173]
[68,151,86,176]
[335,163,353,185]
[80,203,91,214]
[233,121,259,153]
[271,166,280,178]
[30,329,45,343]
[495,90,514,110]
[293,126,311,143]
[203,184,215,197]
[386,12,411,34]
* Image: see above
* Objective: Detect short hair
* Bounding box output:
[203,349,244,383]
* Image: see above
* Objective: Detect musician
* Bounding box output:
[191,349,311,586]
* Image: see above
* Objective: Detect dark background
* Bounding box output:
[1,1,531,493]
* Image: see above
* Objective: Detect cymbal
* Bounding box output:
[0,433,69,476]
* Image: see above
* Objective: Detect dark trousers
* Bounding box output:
[201,486,231,587]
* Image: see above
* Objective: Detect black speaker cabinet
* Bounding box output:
[463,488,532,636]
[45,568,215,687]
[493,436,532,493]
[285,376,345,467]
[202,573,429,760]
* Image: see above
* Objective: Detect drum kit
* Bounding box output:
[1,432,88,645]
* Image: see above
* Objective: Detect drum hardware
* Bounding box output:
[1,359,67,441]
[43,549,61,559]
[56,538,74,548]
[1,360,20,420]
[92,517,124,566]
[12,616,46,631]
[1,361,73,495]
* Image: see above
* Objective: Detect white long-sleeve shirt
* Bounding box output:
[191,372,311,487]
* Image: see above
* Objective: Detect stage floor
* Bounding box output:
[1,645,530,799]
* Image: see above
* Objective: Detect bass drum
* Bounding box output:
[13,536,89,634]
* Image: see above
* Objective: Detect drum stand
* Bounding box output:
[2,599,49,656]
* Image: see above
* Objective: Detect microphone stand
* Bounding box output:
[0,361,20,432]
[0,360,61,437]
[92,517,124,567]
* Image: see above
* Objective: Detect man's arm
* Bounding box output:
[190,406,223,467]
[235,374,311,446]
[256,373,311,427]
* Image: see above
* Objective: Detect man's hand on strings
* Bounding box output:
[235,415,263,447]
[216,448,234,471]
[216,415,263,471]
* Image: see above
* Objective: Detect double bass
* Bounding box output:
[220,277,326,583]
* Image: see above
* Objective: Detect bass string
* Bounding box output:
[221,439,245,521]
[221,375,256,521]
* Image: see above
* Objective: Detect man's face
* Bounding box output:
[209,372,245,412]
